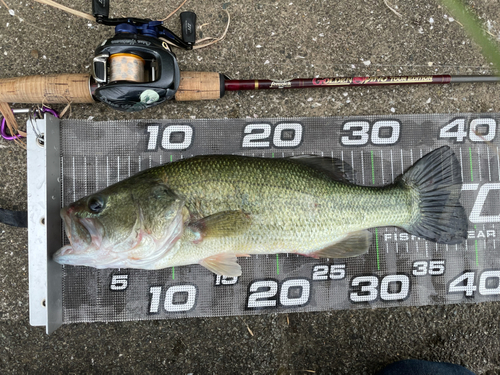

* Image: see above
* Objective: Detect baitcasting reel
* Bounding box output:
[90,0,196,111]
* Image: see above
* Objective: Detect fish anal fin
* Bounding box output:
[200,253,242,276]
[189,210,251,239]
[314,230,372,258]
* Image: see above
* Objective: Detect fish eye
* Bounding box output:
[88,196,105,213]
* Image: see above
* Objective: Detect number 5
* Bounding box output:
[110,274,129,291]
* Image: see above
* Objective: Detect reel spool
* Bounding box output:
[108,53,145,83]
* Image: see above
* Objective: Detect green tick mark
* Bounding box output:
[276,254,279,275]
[375,228,380,270]
[172,267,175,280]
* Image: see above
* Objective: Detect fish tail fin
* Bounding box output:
[400,146,468,244]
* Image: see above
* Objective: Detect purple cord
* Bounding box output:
[1,107,59,140]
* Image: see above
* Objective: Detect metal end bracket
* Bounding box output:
[27,113,62,334]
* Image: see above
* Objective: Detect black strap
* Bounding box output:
[0,208,28,228]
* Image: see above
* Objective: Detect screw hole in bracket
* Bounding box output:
[36,134,45,148]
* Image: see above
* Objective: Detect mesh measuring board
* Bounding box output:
[59,114,500,324]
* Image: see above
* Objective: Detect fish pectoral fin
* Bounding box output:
[189,210,251,239]
[200,253,242,276]
[314,230,372,258]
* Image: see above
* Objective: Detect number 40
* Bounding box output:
[439,118,496,143]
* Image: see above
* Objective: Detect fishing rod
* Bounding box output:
[1,0,499,113]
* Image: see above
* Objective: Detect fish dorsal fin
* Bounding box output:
[289,155,356,183]
[200,253,242,276]
[314,230,372,258]
[189,210,251,239]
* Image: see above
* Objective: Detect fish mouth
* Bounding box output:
[54,207,104,266]
[54,202,185,269]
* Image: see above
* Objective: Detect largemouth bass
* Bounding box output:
[54,146,467,276]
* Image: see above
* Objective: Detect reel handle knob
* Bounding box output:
[180,12,197,46]
[92,0,109,20]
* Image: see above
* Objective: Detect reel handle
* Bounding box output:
[0,74,94,104]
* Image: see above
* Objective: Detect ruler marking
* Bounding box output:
[400,149,404,175]
[106,156,109,187]
[469,147,474,182]
[84,156,87,196]
[390,149,394,183]
[61,156,64,206]
[410,149,414,165]
[72,156,76,202]
[459,148,464,182]
[351,151,355,182]
[487,147,492,181]
[361,151,365,185]
[128,155,131,177]
[117,156,120,183]
[380,150,384,184]
[475,224,479,266]
[477,147,482,181]
[370,150,375,185]
[95,156,98,191]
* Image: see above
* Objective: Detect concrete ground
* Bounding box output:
[1,0,500,373]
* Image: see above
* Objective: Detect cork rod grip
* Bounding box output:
[0,74,93,104]
[175,71,224,101]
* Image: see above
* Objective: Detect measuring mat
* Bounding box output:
[40,114,500,324]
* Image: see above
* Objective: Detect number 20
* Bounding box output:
[242,123,303,148]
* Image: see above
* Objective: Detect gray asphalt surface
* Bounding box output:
[1,0,500,373]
